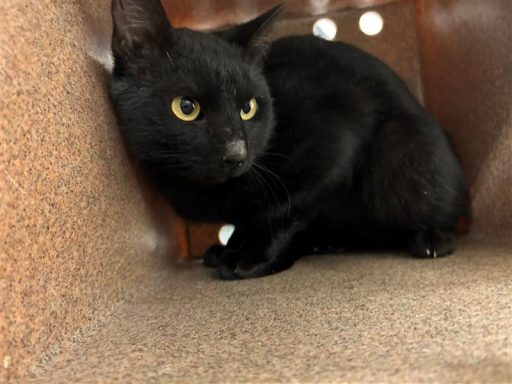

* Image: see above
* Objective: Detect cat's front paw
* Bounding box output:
[202,244,225,268]
[409,229,456,258]
[217,257,282,280]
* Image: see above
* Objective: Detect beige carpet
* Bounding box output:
[27,238,511,383]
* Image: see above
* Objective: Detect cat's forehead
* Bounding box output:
[171,29,244,62]
[165,29,260,95]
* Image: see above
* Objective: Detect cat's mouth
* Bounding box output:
[190,162,251,186]
[229,163,249,178]
[218,163,251,184]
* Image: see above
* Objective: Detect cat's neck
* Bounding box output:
[154,172,256,223]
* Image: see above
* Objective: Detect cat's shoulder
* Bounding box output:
[266,35,407,91]
[269,35,370,59]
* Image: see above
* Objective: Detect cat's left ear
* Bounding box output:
[111,0,171,60]
[216,4,285,60]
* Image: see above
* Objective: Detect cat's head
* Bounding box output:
[110,0,283,185]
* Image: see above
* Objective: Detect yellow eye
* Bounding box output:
[240,98,258,121]
[171,96,201,121]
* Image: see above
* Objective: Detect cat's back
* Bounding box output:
[264,35,421,115]
[267,35,374,68]
[266,35,395,83]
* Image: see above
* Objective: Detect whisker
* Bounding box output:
[253,163,292,222]
[249,168,277,237]
[262,151,291,161]
[250,167,271,206]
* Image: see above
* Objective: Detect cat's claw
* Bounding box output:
[409,229,456,259]
[218,263,241,280]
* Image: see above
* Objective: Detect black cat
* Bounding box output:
[109,0,469,279]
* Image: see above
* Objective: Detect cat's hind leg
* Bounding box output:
[371,115,469,258]
[408,229,456,258]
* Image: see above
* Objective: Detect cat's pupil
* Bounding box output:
[242,103,251,114]
[180,98,195,115]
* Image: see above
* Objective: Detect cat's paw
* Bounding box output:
[217,257,281,280]
[409,229,456,258]
[202,244,225,268]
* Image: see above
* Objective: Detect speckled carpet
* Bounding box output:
[28,238,512,383]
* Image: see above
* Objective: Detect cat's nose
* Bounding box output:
[222,140,247,168]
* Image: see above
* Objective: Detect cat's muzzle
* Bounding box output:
[222,140,248,177]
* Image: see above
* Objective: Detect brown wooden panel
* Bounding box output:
[162,0,402,29]
[415,0,512,236]
[416,0,512,186]
[188,223,222,259]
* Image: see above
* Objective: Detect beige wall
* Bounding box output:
[0,1,174,380]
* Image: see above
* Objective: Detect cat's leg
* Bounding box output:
[202,225,247,268]
[203,244,225,268]
[409,228,456,258]
[371,115,468,259]
[217,221,306,280]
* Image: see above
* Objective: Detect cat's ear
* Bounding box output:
[111,0,171,61]
[216,4,285,60]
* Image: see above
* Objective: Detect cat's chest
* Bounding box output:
[165,181,259,223]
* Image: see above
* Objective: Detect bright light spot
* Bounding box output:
[218,224,235,246]
[359,11,384,36]
[313,18,337,41]
[141,230,159,253]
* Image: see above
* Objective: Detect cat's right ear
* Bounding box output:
[216,4,285,61]
[111,0,171,70]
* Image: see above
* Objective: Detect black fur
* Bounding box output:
[110,0,469,279]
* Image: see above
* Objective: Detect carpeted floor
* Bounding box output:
[28,238,512,383]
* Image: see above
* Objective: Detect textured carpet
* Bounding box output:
[28,238,512,383]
